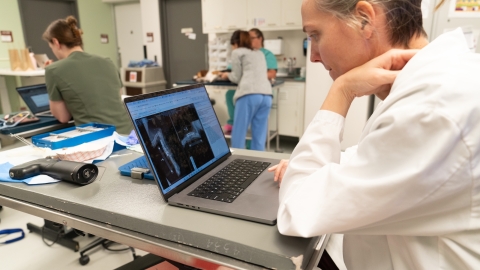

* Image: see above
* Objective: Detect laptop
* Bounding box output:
[16,84,54,117]
[123,84,280,225]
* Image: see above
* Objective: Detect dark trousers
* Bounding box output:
[318,250,339,270]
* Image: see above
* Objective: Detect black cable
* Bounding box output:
[41,225,62,247]
[101,240,131,252]
[72,228,86,237]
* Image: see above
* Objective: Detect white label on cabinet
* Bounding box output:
[129,71,137,82]
[254,18,266,27]
[181,28,193,34]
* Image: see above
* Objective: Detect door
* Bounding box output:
[161,0,209,87]
[18,0,78,59]
[114,3,144,68]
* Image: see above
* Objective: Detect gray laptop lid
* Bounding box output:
[16,84,51,115]
[124,84,231,200]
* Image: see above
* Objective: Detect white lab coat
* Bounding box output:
[278,29,480,269]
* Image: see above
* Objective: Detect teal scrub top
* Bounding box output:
[260,47,278,70]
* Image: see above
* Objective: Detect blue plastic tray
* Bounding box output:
[31,122,116,149]
[118,156,154,180]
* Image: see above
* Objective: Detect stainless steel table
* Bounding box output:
[0,146,327,269]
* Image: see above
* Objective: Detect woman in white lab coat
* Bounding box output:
[270,0,480,269]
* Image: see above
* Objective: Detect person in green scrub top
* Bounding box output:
[223,28,277,137]
[42,16,132,134]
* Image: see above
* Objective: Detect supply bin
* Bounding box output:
[121,66,167,95]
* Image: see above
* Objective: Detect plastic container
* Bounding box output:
[31,123,116,150]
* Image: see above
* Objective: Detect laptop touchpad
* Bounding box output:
[245,173,278,195]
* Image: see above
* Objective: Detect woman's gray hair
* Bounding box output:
[314,0,427,48]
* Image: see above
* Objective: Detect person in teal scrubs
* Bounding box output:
[224,28,277,139]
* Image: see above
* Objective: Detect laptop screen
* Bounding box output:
[125,85,230,196]
[16,84,50,114]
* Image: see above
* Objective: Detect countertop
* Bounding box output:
[175,79,285,87]
[0,68,45,76]
[277,77,306,83]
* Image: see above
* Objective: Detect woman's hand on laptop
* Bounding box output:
[44,59,53,67]
[268,159,289,186]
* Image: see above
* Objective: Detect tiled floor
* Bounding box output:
[0,136,299,270]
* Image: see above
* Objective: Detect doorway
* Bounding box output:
[18,0,79,59]
[114,2,144,68]
[161,0,208,87]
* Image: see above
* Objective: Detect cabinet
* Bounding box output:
[223,0,247,31]
[247,0,282,29]
[121,67,166,95]
[206,82,305,140]
[202,0,302,33]
[281,0,302,27]
[202,0,247,33]
[268,82,305,138]
[205,85,230,128]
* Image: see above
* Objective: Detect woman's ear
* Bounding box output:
[355,1,376,39]
[51,38,60,48]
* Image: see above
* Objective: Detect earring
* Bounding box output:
[361,20,368,30]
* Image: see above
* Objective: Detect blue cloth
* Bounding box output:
[231,94,272,151]
[0,162,37,184]
[127,130,138,145]
[0,162,59,185]
[128,59,159,68]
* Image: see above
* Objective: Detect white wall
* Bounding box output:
[304,41,332,130]
[304,41,370,150]
[140,0,162,64]
[262,30,307,68]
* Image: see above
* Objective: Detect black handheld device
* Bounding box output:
[9,158,98,185]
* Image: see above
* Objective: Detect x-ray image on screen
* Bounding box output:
[135,103,214,190]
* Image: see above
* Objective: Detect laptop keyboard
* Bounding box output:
[187,159,271,203]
